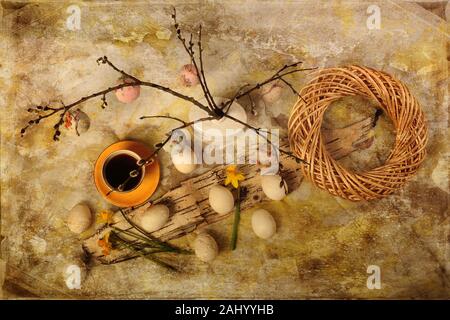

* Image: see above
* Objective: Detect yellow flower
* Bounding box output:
[224,165,245,189]
[97,232,112,256]
[96,210,114,225]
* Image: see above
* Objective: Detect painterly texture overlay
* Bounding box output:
[0,1,448,298]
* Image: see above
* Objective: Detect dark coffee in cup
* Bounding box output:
[103,152,143,191]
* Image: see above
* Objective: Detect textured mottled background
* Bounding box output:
[0,0,448,299]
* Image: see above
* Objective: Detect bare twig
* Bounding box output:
[21,57,214,140]
[272,61,303,77]
[279,77,307,104]
[97,56,139,82]
[139,115,187,125]
[221,84,250,115]
[172,7,218,113]
[235,67,318,101]
[197,24,218,111]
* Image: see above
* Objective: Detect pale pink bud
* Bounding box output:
[180,64,199,87]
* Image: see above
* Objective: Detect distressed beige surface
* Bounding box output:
[0,0,449,298]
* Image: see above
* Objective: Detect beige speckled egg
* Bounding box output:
[64,110,90,136]
[194,232,219,262]
[171,149,197,174]
[251,209,276,239]
[141,204,170,233]
[67,204,92,234]
[73,110,90,135]
[209,185,234,214]
[261,174,287,201]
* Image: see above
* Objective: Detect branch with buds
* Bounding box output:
[20,7,312,196]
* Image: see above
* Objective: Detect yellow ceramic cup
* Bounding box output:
[94,140,160,207]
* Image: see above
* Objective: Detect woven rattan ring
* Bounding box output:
[288,66,428,201]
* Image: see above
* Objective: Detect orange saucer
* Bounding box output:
[94,140,160,207]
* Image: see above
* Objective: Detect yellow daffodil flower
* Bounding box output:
[225,165,245,189]
[96,210,114,225]
[97,232,112,256]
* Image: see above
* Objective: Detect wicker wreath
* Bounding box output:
[288,66,428,201]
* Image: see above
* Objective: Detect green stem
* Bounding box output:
[230,186,241,250]
[110,226,191,254]
[118,210,192,254]
[112,233,178,271]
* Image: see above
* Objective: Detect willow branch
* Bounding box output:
[220,84,250,115]
[279,77,307,104]
[171,7,217,112]
[197,24,218,110]
[21,57,214,140]
[235,67,318,101]
[139,115,187,125]
[272,61,303,78]
[96,56,139,82]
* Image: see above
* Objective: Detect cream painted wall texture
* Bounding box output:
[0,0,448,298]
